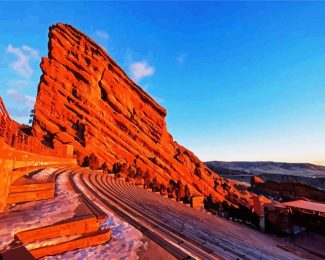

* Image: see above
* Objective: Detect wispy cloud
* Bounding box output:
[7,79,30,88]
[130,61,155,82]
[7,107,30,117]
[6,44,39,78]
[6,89,35,110]
[94,30,109,40]
[152,95,164,104]
[177,53,187,65]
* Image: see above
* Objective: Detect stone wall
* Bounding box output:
[0,139,76,212]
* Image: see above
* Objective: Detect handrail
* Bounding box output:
[0,96,9,116]
[0,96,69,158]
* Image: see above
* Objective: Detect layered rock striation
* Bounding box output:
[33,23,252,209]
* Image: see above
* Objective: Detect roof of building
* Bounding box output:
[283,200,325,214]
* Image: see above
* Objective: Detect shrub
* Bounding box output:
[88,153,99,169]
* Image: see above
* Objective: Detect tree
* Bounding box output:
[176,180,185,201]
[75,150,84,166]
[29,109,35,125]
[143,170,151,188]
[82,156,89,167]
[194,167,202,178]
[160,183,167,195]
[151,177,159,191]
[101,162,110,174]
[184,184,191,204]
[127,165,136,178]
[112,162,123,175]
[88,153,99,169]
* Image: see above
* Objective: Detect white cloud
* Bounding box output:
[6,89,35,110]
[7,79,30,88]
[94,30,109,40]
[130,61,155,82]
[177,53,187,65]
[6,44,39,78]
[21,45,39,59]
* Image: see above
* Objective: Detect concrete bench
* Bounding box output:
[29,228,111,259]
[15,215,99,244]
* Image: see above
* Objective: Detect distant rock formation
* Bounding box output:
[32,23,253,209]
[251,176,325,203]
[251,176,264,185]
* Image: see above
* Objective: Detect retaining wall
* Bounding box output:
[0,139,76,212]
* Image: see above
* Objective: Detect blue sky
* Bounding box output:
[0,2,324,165]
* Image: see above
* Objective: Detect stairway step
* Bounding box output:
[29,229,111,259]
[7,189,54,204]
[9,183,54,193]
[15,216,99,244]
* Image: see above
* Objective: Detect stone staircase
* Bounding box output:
[6,166,70,205]
[0,167,111,259]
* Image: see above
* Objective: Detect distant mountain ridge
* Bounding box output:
[204,161,325,189]
[205,161,325,177]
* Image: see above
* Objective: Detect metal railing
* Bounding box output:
[0,97,68,158]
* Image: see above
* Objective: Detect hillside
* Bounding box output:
[205,161,325,189]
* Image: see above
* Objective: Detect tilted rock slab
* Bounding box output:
[33,23,253,209]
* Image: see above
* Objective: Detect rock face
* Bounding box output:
[251,176,264,185]
[33,23,252,209]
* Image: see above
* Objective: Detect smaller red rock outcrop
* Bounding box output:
[251,177,325,203]
[251,176,264,185]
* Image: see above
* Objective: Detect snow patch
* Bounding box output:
[30,168,57,182]
[41,175,146,259]
[0,171,80,251]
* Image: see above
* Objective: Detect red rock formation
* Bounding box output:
[33,23,253,209]
[251,178,325,203]
[251,176,264,185]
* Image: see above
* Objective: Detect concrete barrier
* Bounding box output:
[16,216,99,244]
[9,183,55,193]
[7,189,54,204]
[0,158,13,212]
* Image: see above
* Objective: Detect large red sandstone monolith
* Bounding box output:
[32,23,253,209]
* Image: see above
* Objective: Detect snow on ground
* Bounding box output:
[0,169,145,259]
[0,170,80,251]
[42,214,146,260]
[42,175,146,260]
[30,168,57,182]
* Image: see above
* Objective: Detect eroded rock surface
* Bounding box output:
[251,177,325,202]
[33,23,253,209]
